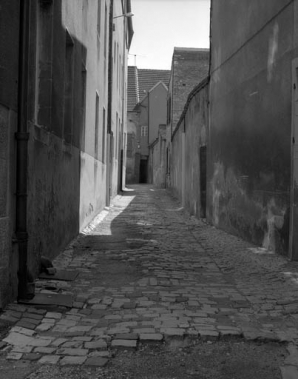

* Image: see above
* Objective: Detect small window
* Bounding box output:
[141,125,148,137]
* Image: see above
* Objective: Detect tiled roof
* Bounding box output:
[127,66,139,112]
[137,69,170,101]
[127,66,170,111]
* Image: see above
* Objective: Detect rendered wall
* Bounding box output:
[148,84,167,145]
[148,127,167,188]
[0,0,20,308]
[170,81,209,216]
[209,0,298,254]
[126,110,140,184]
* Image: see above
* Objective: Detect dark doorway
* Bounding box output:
[139,158,148,183]
[200,146,207,218]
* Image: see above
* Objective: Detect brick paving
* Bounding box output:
[1,184,298,377]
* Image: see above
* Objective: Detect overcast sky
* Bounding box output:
[128,0,211,70]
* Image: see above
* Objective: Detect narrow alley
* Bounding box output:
[1,185,298,378]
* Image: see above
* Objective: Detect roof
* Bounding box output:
[172,47,210,62]
[127,67,171,111]
[137,69,170,100]
[127,66,139,112]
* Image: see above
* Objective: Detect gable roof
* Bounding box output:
[137,69,170,100]
[127,66,170,111]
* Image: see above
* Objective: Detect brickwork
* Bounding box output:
[169,48,209,132]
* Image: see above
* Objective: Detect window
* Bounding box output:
[141,125,148,137]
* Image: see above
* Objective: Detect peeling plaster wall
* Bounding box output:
[0,0,20,308]
[170,81,209,217]
[209,0,298,255]
[126,110,140,184]
[26,0,114,276]
[148,127,167,187]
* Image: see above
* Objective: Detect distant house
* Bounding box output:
[126,67,170,184]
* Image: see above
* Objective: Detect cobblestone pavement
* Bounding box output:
[1,184,298,378]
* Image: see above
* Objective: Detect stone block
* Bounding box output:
[111,340,137,349]
[160,328,185,337]
[22,353,41,361]
[139,333,163,341]
[60,356,87,365]
[6,352,23,360]
[57,348,88,356]
[38,355,61,364]
[114,333,138,340]
[198,330,219,341]
[280,366,298,379]
[84,340,107,350]
[85,357,109,367]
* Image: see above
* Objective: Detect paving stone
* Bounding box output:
[160,328,185,337]
[60,356,87,365]
[45,312,62,319]
[66,326,92,333]
[10,326,35,336]
[114,333,139,340]
[57,348,89,356]
[198,330,219,341]
[72,336,93,342]
[111,340,137,349]
[23,312,44,320]
[85,357,109,367]
[6,352,23,360]
[84,340,107,349]
[26,308,47,315]
[36,323,53,332]
[34,347,57,354]
[52,338,68,347]
[139,333,163,341]
[280,366,298,379]
[23,353,41,361]
[12,346,33,353]
[134,328,156,334]
[38,355,61,364]
[16,321,36,330]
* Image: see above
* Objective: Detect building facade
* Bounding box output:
[0,0,133,308]
[208,0,298,257]
[126,67,170,184]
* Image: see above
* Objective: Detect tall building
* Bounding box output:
[0,0,133,308]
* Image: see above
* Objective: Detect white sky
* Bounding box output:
[128,0,211,70]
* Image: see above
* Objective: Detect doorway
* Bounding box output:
[200,145,207,218]
[139,158,148,183]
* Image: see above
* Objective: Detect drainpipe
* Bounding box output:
[16,0,30,300]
